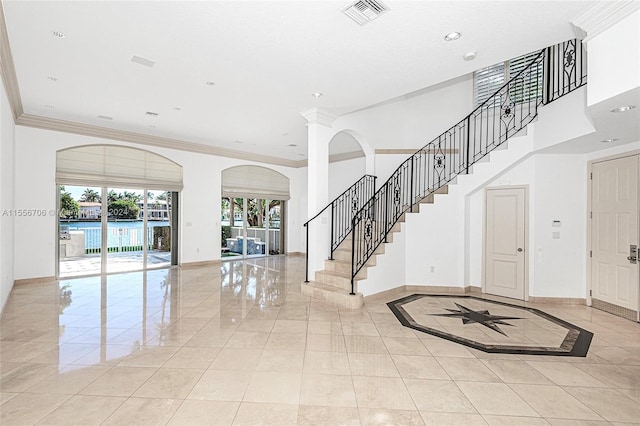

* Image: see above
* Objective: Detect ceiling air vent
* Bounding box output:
[343,0,389,26]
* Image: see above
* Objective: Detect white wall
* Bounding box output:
[13,126,307,280]
[586,10,640,106]
[0,76,16,311]
[530,154,587,298]
[334,75,473,151]
[328,156,366,200]
[359,223,406,297]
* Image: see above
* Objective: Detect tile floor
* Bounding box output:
[1,256,639,425]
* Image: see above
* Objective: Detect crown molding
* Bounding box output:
[572,0,640,43]
[0,1,23,122]
[330,150,365,163]
[376,148,460,155]
[300,108,337,127]
[17,113,301,168]
[290,150,364,168]
[0,1,301,169]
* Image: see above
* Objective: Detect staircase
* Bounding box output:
[302,39,587,308]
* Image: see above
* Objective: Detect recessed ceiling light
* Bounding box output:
[312,92,323,98]
[600,138,618,143]
[206,81,215,86]
[97,115,113,120]
[47,76,58,82]
[52,30,65,38]
[145,111,159,117]
[444,32,461,41]
[463,52,476,61]
[287,144,298,147]
[611,105,636,113]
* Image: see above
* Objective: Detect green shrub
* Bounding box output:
[221,225,232,247]
[107,199,139,219]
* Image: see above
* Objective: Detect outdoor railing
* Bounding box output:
[68,225,170,255]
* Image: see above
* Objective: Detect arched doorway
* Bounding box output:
[56,145,183,276]
[221,165,290,259]
[328,132,366,199]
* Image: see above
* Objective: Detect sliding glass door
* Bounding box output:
[221,197,284,260]
[58,185,102,277]
[58,185,178,277]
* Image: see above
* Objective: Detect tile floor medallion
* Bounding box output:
[388,295,594,356]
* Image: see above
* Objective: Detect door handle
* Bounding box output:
[628,244,638,264]
[517,248,523,252]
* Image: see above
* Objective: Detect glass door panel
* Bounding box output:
[268,200,283,255]
[106,188,145,274]
[221,197,243,259]
[58,185,102,277]
[245,198,267,259]
[146,190,172,269]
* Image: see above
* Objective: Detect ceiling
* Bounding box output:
[3,0,598,162]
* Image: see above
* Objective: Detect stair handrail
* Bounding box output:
[348,39,587,294]
[303,174,376,282]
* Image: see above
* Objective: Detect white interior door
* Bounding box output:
[485,187,527,300]
[591,155,639,316]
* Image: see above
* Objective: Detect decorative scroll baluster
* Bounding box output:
[304,174,376,283]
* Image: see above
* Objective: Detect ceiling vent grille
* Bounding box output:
[343,0,389,26]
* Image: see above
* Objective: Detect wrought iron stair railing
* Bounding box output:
[348,39,587,294]
[303,174,376,282]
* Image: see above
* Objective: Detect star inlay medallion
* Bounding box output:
[431,302,522,336]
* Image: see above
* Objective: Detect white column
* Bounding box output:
[301,108,336,280]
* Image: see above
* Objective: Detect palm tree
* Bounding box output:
[79,188,101,202]
[107,190,120,203]
[122,191,142,203]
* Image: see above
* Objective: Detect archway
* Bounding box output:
[221,165,290,259]
[56,145,183,276]
[328,131,368,199]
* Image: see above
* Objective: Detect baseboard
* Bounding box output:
[364,284,477,303]
[591,298,637,321]
[14,276,57,285]
[528,296,586,305]
[405,285,468,294]
[286,252,305,257]
[363,286,408,303]
[181,260,221,268]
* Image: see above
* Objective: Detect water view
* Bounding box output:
[63,220,170,250]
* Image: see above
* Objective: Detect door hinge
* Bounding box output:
[590,289,592,296]
[590,172,593,180]
[590,211,592,219]
[589,250,592,258]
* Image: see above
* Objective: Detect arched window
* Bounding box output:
[222,165,289,200]
[57,145,183,191]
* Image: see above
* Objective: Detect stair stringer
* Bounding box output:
[358,125,537,296]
